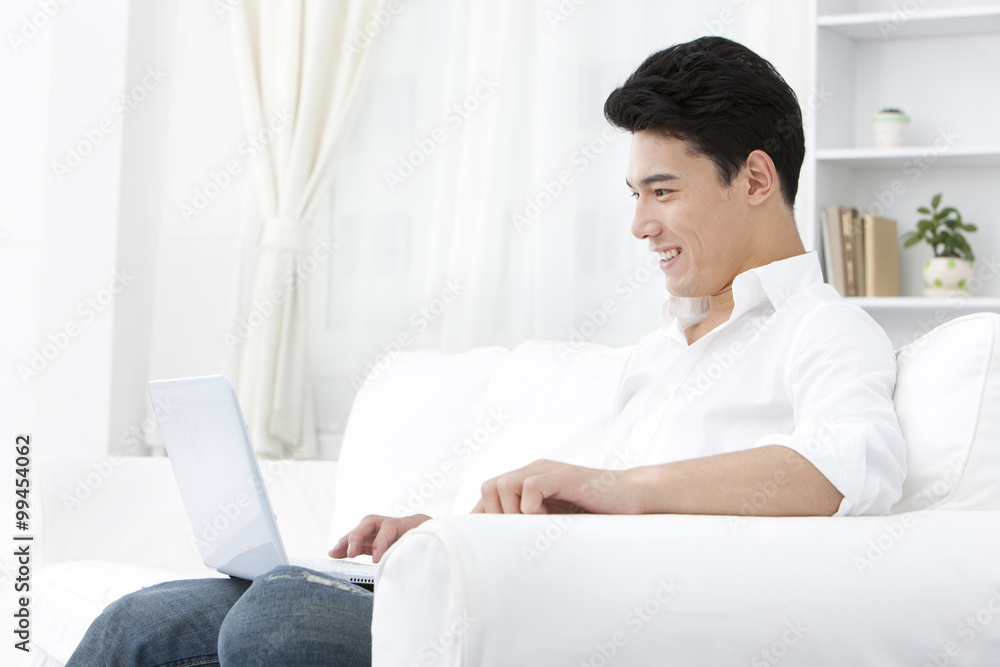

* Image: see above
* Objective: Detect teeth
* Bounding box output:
[658,248,680,261]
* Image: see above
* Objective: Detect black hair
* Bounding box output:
[604,36,805,209]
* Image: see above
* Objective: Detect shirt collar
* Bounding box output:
[659,251,824,334]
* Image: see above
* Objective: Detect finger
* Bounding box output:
[496,475,523,514]
[329,524,367,557]
[520,474,547,514]
[522,469,592,514]
[328,534,348,558]
[371,520,402,564]
[342,516,382,558]
[479,479,504,514]
[348,532,375,558]
[470,499,484,513]
[521,472,569,514]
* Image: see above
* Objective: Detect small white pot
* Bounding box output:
[872,111,910,148]
[922,257,973,296]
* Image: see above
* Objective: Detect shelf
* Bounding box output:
[812,1,1000,309]
[818,7,1000,41]
[815,147,1000,169]
[845,296,1000,311]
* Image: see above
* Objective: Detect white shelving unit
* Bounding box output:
[808,0,1000,348]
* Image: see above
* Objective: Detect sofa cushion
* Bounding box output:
[892,312,1000,512]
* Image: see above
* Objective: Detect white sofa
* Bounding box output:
[34,313,1000,666]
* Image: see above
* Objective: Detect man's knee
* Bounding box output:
[218,566,373,666]
[68,577,249,667]
[68,587,173,666]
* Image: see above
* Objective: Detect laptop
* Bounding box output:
[148,375,377,587]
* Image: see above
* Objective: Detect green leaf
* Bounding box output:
[963,224,978,232]
[931,193,942,209]
[955,235,973,258]
[917,207,931,215]
[903,236,923,248]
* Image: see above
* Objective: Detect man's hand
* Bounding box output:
[329,514,431,564]
[470,448,842,517]
[472,459,643,515]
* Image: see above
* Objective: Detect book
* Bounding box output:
[823,205,847,296]
[840,208,859,297]
[853,210,865,297]
[862,214,900,296]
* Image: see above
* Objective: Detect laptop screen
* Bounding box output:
[149,375,286,579]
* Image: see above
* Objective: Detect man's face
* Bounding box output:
[626,131,752,298]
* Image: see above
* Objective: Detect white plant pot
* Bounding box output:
[922,257,973,297]
[872,111,910,148]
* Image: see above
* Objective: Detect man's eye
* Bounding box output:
[654,189,672,196]
[629,192,639,199]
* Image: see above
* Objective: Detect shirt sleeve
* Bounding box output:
[751,302,907,516]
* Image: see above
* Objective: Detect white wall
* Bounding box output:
[3,0,253,464]
[2,0,131,461]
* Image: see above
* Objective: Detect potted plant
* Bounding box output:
[901,193,977,296]
[872,107,910,148]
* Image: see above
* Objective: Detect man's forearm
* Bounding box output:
[623,445,844,517]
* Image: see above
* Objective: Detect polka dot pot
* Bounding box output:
[922,257,973,297]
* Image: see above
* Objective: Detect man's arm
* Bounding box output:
[625,445,842,515]
[472,446,842,516]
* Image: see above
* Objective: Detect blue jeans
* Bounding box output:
[66,565,373,667]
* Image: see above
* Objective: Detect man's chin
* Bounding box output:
[664,279,700,299]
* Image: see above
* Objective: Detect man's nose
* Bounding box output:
[630,197,659,241]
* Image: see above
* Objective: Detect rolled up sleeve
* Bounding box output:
[752,303,907,516]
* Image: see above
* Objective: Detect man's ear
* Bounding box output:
[743,149,779,205]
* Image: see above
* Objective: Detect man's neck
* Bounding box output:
[685,294,734,346]
[684,232,806,346]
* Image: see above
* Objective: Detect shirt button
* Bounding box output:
[658,389,672,401]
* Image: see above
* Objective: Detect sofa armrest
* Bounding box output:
[372,512,1000,666]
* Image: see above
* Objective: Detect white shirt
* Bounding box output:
[603,252,906,516]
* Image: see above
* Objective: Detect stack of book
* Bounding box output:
[820,205,901,297]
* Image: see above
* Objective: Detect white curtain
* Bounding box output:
[311,0,813,443]
[229,0,381,458]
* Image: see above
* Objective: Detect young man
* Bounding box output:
[68,36,905,667]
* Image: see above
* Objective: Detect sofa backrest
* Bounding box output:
[446,341,631,513]
[891,312,1000,512]
[332,311,1000,542]
[330,346,512,540]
